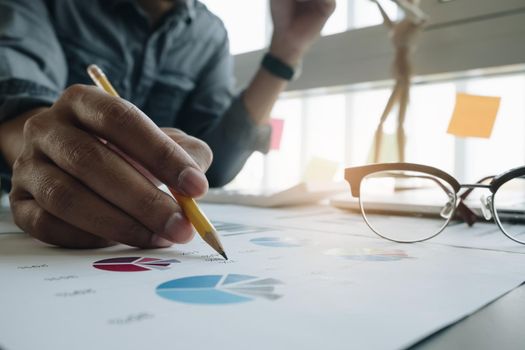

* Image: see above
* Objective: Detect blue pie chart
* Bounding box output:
[250,237,304,248]
[156,274,282,305]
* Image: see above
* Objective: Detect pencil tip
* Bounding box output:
[220,252,228,260]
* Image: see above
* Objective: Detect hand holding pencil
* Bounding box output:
[88,65,227,259]
[7,64,220,250]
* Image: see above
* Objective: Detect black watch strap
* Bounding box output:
[261,53,298,81]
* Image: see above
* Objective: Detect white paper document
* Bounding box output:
[1,204,524,350]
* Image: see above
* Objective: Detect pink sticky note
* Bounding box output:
[269,118,284,150]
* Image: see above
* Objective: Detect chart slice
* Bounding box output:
[213,221,271,237]
[243,278,283,286]
[93,257,180,272]
[222,274,257,285]
[225,286,276,293]
[98,257,138,264]
[225,289,282,301]
[156,274,283,305]
[159,275,222,289]
[157,289,252,304]
[136,258,158,263]
[250,237,305,248]
[137,264,170,271]
[324,248,411,262]
[95,264,149,272]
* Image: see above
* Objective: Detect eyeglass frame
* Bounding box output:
[344,163,525,244]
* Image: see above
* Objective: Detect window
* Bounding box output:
[322,0,348,35]
[200,0,268,55]
[207,0,525,190]
[461,74,525,181]
[350,0,398,29]
[201,0,400,55]
[227,73,525,190]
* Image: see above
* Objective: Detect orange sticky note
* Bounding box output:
[447,93,501,138]
[269,118,284,150]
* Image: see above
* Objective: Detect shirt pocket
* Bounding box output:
[141,72,195,128]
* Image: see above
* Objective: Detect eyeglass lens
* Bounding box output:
[493,176,525,244]
[359,170,456,242]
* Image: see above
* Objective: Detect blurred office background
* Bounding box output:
[201,0,525,189]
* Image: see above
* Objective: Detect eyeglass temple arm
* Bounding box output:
[385,172,478,226]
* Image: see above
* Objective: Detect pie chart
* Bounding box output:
[324,248,411,261]
[156,274,283,305]
[93,257,180,272]
[250,237,305,248]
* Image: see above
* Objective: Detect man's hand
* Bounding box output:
[6,85,212,248]
[270,0,336,65]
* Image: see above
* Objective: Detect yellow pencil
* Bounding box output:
[87,64,227,260]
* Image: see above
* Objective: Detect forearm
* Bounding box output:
[242,0,335,124]
[242,69,286,125]
[242,41,304,125]
[0,108,47,168]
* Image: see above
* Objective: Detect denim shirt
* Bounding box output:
[0,0,271,192]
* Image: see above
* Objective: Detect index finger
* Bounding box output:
[57,85,208,197]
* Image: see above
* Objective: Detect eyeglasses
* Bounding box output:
[345,163,525,244]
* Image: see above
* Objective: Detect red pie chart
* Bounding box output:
[93,257,180,272]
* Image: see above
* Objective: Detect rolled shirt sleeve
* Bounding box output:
[175,26,271,187]
[0,0,67,191]
[0,1,270,191]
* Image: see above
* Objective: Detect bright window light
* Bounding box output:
[351,0,398,29]
[200,0,268,54]
[229,73,524,190]
[322,0,349,36]
[463,74,525,182]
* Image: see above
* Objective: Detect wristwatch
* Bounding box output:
[261,53,302,81]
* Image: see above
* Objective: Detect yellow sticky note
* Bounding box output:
[302,157,339,182]
[447,93,501,138]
